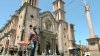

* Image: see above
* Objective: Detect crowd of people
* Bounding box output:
[0,46,3,55]
[0,45,19,56]
[0,26,39,56]
[0,26,54,56]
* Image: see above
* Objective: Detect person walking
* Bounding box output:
[29,26,39,56]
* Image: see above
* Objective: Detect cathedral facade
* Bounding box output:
[0,0,76,56]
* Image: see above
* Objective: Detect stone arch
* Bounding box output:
[45,41,51,54]
[42,16,56,32]
[44,19,52,31]
[5,38,9,49]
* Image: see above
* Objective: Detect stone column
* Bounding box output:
[51,38,53,55]
[85,5,95,38]
[52,38,54,55]
[58,23,63,54]
[52,38,56,55]
[85,4,100,52]
[41,37,45,54]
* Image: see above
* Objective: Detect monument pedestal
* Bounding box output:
[87,37,100,52]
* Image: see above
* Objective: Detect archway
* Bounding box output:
[56,44,60,55]
[4,38,9,54]
[45,41,51,55]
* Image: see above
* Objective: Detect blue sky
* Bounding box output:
[0,0,100,45]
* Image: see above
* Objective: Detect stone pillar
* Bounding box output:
[85,4,100,52]
[52,38,54,55]
[85,4,95,38]
[58,23,63,54]
[53,38,56,55]
[51,38,53,55]
[41,37,45,54]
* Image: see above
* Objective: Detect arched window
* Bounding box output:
[29,0,33,5]
[45,20,52,31]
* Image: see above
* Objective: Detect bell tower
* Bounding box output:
[53,0,66,55]
[22,0,38,7]
[15,0,40,46]
[53,0,65,21]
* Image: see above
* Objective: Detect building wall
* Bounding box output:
[62,23,69,54]
[0,15,18,48]
[0,2,76,56]
[88,41,100,51]
[24,6,39,44]
[15,7,26,46]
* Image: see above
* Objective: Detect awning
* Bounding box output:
[68,47,76,50]
[17,41,28,46]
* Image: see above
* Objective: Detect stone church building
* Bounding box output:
[0,0,76,56]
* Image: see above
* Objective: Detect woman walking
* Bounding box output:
[29,26,39,56]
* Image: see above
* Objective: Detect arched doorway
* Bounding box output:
[56,44,60,55]
[5,38,9,54]
[45,41,51,55]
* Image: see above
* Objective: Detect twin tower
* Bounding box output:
[22,0,100,54]
[22,0,65,21]
[22,0,38,7]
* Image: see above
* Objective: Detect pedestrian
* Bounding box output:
[29,26,39,56]
[9,46,14,56]
[14,46,18,55]
[0,46,4,55]
[18,47,22,56]
[48,50,51,55]
[0,46,2,55]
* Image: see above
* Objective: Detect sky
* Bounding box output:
[0,0,100,45]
